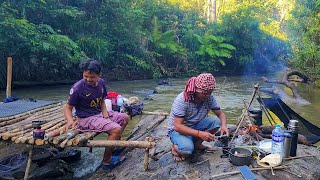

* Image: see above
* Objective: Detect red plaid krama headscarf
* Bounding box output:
[183,73,216,102]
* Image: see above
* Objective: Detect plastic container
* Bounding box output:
[117,95,124,106]
[271,124,284,157]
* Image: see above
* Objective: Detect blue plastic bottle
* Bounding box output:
[117,95,124,106]
[271,124,285,156]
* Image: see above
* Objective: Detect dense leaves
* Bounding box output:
[0,0,318,88]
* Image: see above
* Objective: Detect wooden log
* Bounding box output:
[53,130,79,145]
[84,140,156,148]
[6,56,12,98]
[73,132,97,145]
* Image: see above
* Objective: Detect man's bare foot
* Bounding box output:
[171,145,185,162]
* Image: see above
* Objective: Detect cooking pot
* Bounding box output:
[220,147,252,166]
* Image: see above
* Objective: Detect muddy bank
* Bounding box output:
[88,114,320,180]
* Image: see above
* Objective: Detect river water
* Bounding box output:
[1,73,320,178]
[1,73,320,132]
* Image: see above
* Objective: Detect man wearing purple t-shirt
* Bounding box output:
[64,59,129,171]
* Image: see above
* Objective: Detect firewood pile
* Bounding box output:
[0,103,97,148]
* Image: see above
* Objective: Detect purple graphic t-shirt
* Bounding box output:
[67,78,107,118]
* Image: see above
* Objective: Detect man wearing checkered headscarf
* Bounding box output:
[167,73,229,162]
[184,73,216,102]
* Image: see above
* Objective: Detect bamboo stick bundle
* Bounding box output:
[0,113,31,123]
[44,121,66,132]
[28,138,35,144]
[35,125,66,146]
[1,128,32,140]
[59,138,69,148]
[1,116,62,141]
[73,132,97,146]
[13,118,64,143]
[0,102,62,122]
[45,127,65,143]
[58,130,80,148]
[0,106,63,131]
[0,115,30,127]
[0,111,63,133]
[11,130,34,142]
[67,137,76,146]
[35,139,46,146]
[31,107,64,120]
[30,111,64,123]
[16,133,34,144]
[84,140,156,148]
[32,104,63,116]
[53,130,79,145]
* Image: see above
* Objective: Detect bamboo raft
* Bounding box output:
[0,102,157,149]
[0,102,165,178]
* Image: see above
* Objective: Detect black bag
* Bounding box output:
[124,102,144,117]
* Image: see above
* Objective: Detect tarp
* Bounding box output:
[0,100,56,118]
[259,97,320,143]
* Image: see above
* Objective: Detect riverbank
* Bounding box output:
[89,113,320,180]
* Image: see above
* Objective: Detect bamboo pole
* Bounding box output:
[23,145,34,180]
[142,111,169,116]
[283,155,315,160]
[84,140,156,148]
[144,137,150,171]
[211,165,288,179]
[6,56,12,98]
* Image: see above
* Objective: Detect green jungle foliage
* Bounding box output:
[0,0,319,88]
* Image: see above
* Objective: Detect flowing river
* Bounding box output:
[1,73,319,178]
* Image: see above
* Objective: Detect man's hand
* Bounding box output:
[63,121,74,132]
[220,125,229,137]
[198,131,215,142]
